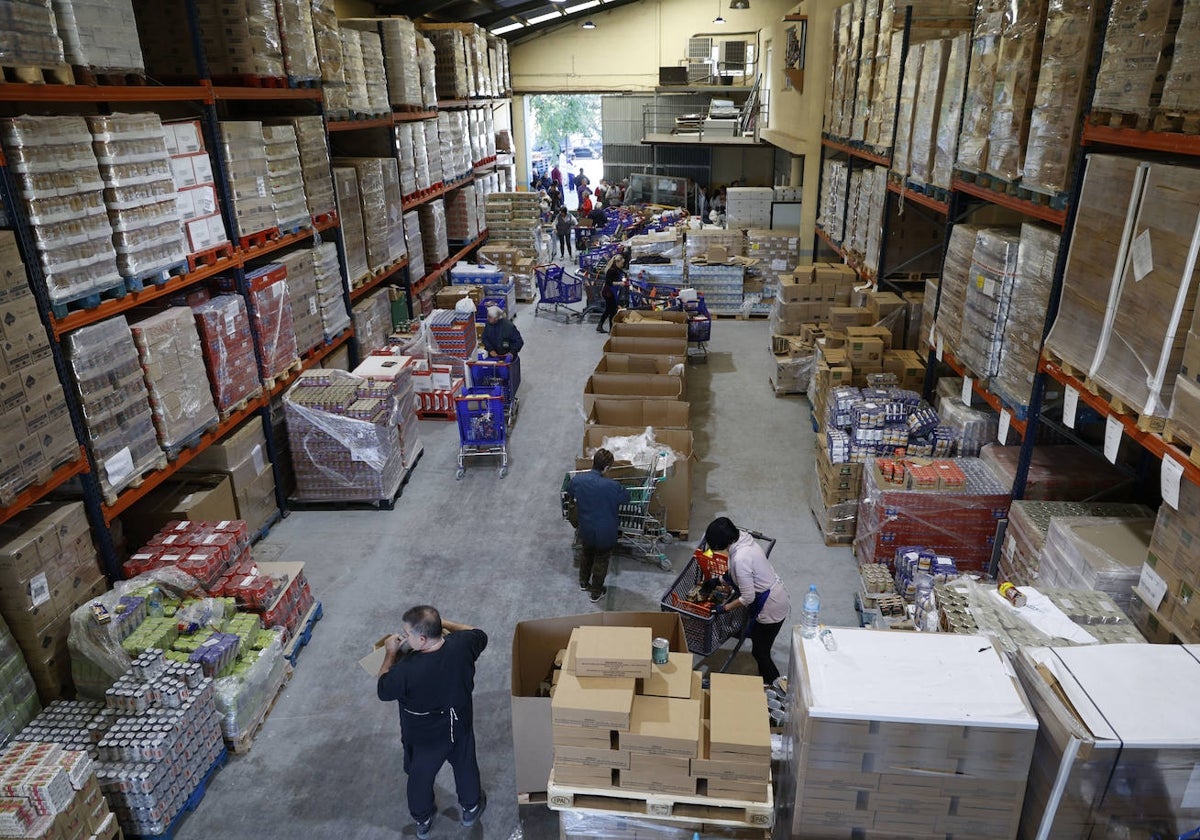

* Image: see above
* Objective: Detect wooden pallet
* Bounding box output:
[49,280,127,320]
[393,102,430,113]
[1152,110,1200,135]
[217,389,262,422]
[103,454,168,506]
[125,748,228,840]
[211,74,287,88]
[287,76,319,89]
[164,419,219,461]
[546,770,773,829]
[416,406,456,421]
[0,64,73,85]
[1041,347,1086,381]
[1162,423,1200,466]
[227,665,292,755]
[283,601,323,665]
[1081,376,1168,433]
[187,242,236,273]
[239,227,282,252]
[125,261,188,292]
[73,68,147,86]
[1089,109,1152,131]
[263,358,303,392]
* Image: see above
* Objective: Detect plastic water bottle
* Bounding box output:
[801,584,820,638]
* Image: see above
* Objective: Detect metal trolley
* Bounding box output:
[685,296,712,357]
[454,385,508,479]
[534,264,585,321]
[660,528,776,670]
[467,353,520,426]
[560,456,673,570]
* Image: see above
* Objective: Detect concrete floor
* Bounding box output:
[176,306,860,840]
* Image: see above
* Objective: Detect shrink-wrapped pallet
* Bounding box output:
[238,264,300,382]
[1039,516,1153,611]
[312,241,350,338]
[985,0,1048,181]
[191,294,262,414]
[933,224,981,354]
[890,42,923,183]
[277,248,323,355]
[193,0,284,79]
[51,0,143,71]
[379,16,423,108]
[908,39,951,186]
[341,27,370,117]
[931,33,969,189]
[959,228,1021,379]
[275,0,319,82]
[262,124,310,233]
[130,308,219,452]
[417,34,438,108]
[419,199,449,268]
[420,27,469,100]
[403,210,425,285]
[993,223,1059,409]
[0,0,66,69]
[333,165,369,283]
[424,119,443,185]
[218,120,275,240]
[351,290,391,357]
[335,157,391,273]
[289,116,335,221]
[1092,0,1179,118]
[1162,0,1200,113]
[999,499,1150,585]
[309,0,343,84]
[956,6,1003,173]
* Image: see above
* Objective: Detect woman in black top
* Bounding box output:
[597,254,625,333]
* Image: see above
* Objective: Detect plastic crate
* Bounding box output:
[660,557,745,656]
[455,385,506,445]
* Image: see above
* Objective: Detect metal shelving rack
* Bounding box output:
[0,3,504,576]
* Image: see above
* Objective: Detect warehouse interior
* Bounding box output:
[1,0,1200,839]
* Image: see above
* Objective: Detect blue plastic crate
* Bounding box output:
[455,386,506,445]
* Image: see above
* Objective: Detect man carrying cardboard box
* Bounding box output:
[377,606,489,839]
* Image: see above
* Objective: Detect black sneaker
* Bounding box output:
[578,581,589,591]
[595,326,608,333]
[415,815,433,839]
[462,791,487,827]
[589,587,607,603]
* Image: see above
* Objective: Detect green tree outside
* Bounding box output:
[528,94,602,152]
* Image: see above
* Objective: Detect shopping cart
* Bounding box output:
[454,385,508,479]
[660,528,776,670]
[534,264,585,322]
[627,275,681,311]
[467,353,520,426]
[560,456,673,570]
[684,295,711,357]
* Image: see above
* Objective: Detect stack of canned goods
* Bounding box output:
[18,658,225,838]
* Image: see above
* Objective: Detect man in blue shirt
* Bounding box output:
[567,448,629,603]
[377,606,488,839]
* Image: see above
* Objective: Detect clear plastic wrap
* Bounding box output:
[403,209,426,283]
[985,0,1047,180]
[65,316,164,499]
[66,567,206,698]
[418,198,449,267]
[1000,500,1152,585]
[444,182,480,242]
[309,0,343,83]
[275,0,319,81]
[1162,0,1200,112]
[1093,0,1177,117]
[219,121,275,238]
[283,369,408,502]
[358,28,390,116]
[981,444,1130,502]
[558,811,770,839]
[933,223,980,354]
[380,157,406,265]
[816,159,847,243]
[352,290,392,358]
[1023,0,1101,195]
[194,0,284,78]
[956,6,1003,173]
[312,241,351,338]
[51,0,144,71]
[908,38,951,186]
[417,34,438,108]
[930,33,969,189]
[422,27,470,100]
[288,116,335,220]
[191,294,262,413]
[213,634,287,741]
[340,27,370,116]
[332,165,369,283]
[395,123,417,196]
[335,157,391,272]
[423,119,443,184]
[991,224,1059,408]
[242,268,300,381]
[890,41,922,182]
[958,227,1021,378]
[1039,515,1154,611]
[934,392,999,456]
[263,123,310,231]
[0,0,65,68]
[1045,154,1142,373]
[772,351,815,395]
[1090,162,1200,418]
[130,307,219,451]
[854,456,1010,572]
[0,609,41,747]
[277,249,323,356]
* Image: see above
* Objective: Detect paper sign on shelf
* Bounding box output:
[1063,386,1079,429]
[1161,456,1184,510]
[998,410,1011,445]
[105,447,135,487]
[1136,563,1168,611]
[1131,229,1153,282]
[962,376,973,407]
[936,335,944,362]
[1104,415,1122,464]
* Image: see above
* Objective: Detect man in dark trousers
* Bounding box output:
[377,606,488,839]
[566,448,629,603]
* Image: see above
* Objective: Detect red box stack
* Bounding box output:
[258,571,315,640]
[121,520,251,587]
[225,265,300,382]
[192,294,262,413]
[854,457,1011,573]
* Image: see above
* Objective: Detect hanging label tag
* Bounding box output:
[1161,456,1184,510]
[105,447,135,487]
[1063,386,1079,429]
[1137,562,1168,611]
[1131,229,1153,282]
[1104,415,1122,464]
[936,335,944,362]
[962,376,973,406]
[29,573,50,608]
[998,410,1011,445]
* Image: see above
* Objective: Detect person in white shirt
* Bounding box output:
[704,517,790,684]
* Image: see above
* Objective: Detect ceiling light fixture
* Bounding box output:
[730,0,749,8]
[714,0,726,23]
[582,19,596,29]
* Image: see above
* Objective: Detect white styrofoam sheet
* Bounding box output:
[1048,644,1200,747]
[798,628,1037,729]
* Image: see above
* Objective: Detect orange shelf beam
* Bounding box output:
[821,136,891,167]
[939,348,1028,439]
[211,86,322,101]
[951,177,1068,227]
[0,449,89,527]
[401,183,447,212]
[328,117,393,132]
[887,179,949,215]
[394,110,439,123]
[411,233,489,298]
[350,258,410,304]
[0,83,211,104]
[241,217,337,262]
[271,327,355,397]
[1041,357,1200,487]
[1082,122,1200,156]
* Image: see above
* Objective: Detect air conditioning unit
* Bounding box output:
[721,40,748,73]
[688,37,713,83]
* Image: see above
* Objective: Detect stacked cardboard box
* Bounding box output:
[0,0,65,71]
[340,28,370,117]
[334,157,401,273]
[439,111,471,179]
[931,34,970,189]
[1162,0,1200,114]
[1,116,122,307]
[353,354,422,470]
[1022,0,1102,196]
[1014,644,1200,836]
[932,224,980,355]
[1038,514,1153,611]
[811,447,862,545]
[783,628,1037,839]
[284,369,408,502]
[51,0,143,71]
[163,119,228,257]
[479,244,536,303]
[191,293,262,415]
[182,419,277,538]
[66,317,164,500]
[418,199,450,268]
[275,0,319,83]
[375,17,423,108]
[0,742,120,840]
[352,290,391,357]
[483,193,540,254]
[129,307,219,453]
[191,0,285,79]
[333,166,369,284]
[984,0,1049,181]
[958,228,1021,378]
[274,249,324,356]
[423,120,443,185]
[908,39,952,187]
[1168,326,1200,448]
[236,265,300,383]
[310,0,348,119]
[956,2,1004,173]
[218,121,275,240]
[772,262,857,337]
[403,210,426,285]
[312,241,350,339]
[416,35,438,108]
[288,116,336,222]
[1092,0,1180,118]
[855,457,1010,572]
[445,184,481,243]
[724,187,773,229]
[0,502,106,702]
[262,124,310,234]
[343,24,389,116]
[999,500,1151,585]
[1139,478,1200,641]
[88,113,187,282]
[419,26,470,100]
[0,234,77,505]
[0,612,41,743]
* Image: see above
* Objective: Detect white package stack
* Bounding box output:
[289,116,336,221]
[129,307,219,452]
[424,120,443,184]
[277,248,324,354]
[218,120,274,239]
[1039,516,1154,611]
[312,241,350,339]
[417,34,438,108]
[395,123,417,197]
[262,124,310,233]
[404,210,425,282]
[51,0,143,72]
[725,187,774,229]
[275,0,320,83]
[418,199,449,267]
[340,27,370,117]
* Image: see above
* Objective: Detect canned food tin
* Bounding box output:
[651,637,669,665]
